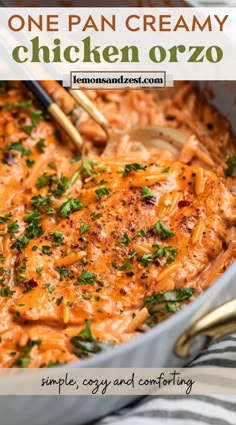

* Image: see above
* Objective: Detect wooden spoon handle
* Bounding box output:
[69,89,111,135]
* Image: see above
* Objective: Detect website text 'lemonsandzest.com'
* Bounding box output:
[70,72,170,88]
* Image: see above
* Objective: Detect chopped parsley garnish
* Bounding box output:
[0,213,12,223]
[0,266,10,276]
[24,339,42,352]
[91,211,103,221]
[3,140,31,158]
[139,253,154,267]
[4,100,43,136]
[123,163,147,177]
[31,195,54,215]
[95,187,110,202]
[18,258,27,272]
[45,283,55,293]
[36,173,50,188]
[137,229,146,237]
[56,296,63,306]
[18,274,26,283]
[56,266,70,281]
[151,220,175,239]
[139,244,178,266]
[78,158,97,176]
[161,246,178,264]
[25,220,43,240]
[14,339,42,368]
[80,223,90,235]
[17,210,43,244]
[11,235,29,253]
[31,195,47,209]
[25,159,35,168]
[70,158,98,185]
[118,261,132,271]
[26,108,43,127]
[82,295,92,300]
[14,356,31,368]
[51,175,70,197]
[18,264,27,282]
[42,246,51,255]
[70,321,113,358]
[120,232,131,246]
[0,286,15,297]
[4,100,32,111]
[23,284,34,293]
[162,166,170,173]
[48,162,56,170]
[42,202,55,216]
[50,231,64,246]
[24,211,41,223]
[224,154,236,177]
[36,138,46,153]
[58,197,85,218]
[23,125,34,136]
[36,173,69,197]
[36,266,44,275]
[141,186,154,199]
[74,269,97,285]
[127,250,137,259]
[142,288,195,313]
[7,220,20,238]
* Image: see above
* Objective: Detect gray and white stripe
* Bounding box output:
[94,334,236,425]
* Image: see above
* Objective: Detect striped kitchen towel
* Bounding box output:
[95,334,236,425]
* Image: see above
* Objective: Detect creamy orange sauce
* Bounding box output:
[0,82,235,368]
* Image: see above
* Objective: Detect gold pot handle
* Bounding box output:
[174,298,236,359]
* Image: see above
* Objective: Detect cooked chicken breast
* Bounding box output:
[0,82,235,368]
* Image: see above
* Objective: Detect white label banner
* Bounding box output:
[0,7,235,80]
[0,368,235,395]
[69,71,172,88]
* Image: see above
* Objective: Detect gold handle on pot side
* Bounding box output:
[174,298,236,359]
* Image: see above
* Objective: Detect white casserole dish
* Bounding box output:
[0,79,235,425]
[0,2,236,425]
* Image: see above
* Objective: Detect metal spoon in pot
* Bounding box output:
[69,89,193,158]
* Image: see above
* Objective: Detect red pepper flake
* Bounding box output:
[22,279,38,288]
[146,229,155,238]
[3,152,15,165]
[178,200,191,208]
[120,288,127,295]
[154,258,161,267]
[145,196,157,205]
